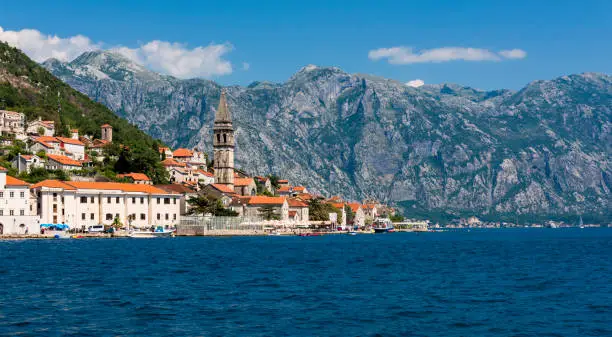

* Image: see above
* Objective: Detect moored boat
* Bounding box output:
[372,218,395,233]
[129,226,174,238]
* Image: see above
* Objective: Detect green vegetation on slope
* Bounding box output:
[0,42,168,183]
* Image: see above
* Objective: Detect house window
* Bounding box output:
[9,192,14,198]
[107,197,111,204]
[157,198,160,204]
[0,210,2,215]
[91,213,95,220]
[20,191,25,198]
[173,214,176,221]
[82,213,86,220]
[20,210,24,216]
[164,198,170,204]
[53,216,58,223]
[106,214,113,221]
[90,196,94,203]
[116,197,120,204]
[132,197,136,204]
[217,134,221,143]
[157,213,161,220]
[165,213,169,220]
[81,196,87,203]
[173,198,177,204]
[140,214,146,220]
[0,192,3,198]
[141,197,144,204]
[53,204,57,212]
[10,210,14,216]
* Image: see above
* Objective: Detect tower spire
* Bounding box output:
[215,89,232,123]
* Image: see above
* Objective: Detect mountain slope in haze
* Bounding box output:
[44,52,612,222]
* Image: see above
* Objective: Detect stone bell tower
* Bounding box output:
[213,90,235,189]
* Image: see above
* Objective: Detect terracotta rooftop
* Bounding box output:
[197,169,214,177]
[287,198,308,207]
[276,186,292,192]
[56,137,85,146]
[234,177,255,187]
[173,148,193,157]
[31,180,173,194]
[347,202,362,213]
[46,154,82,167]
[101,124,112,128]
[0,166,6,171]
[293,186,306,193]
[117,173,151,181]
[248,196,286,206]
[162,158,186,167]
[211,183,235,194]
[330,202,345,210]
[277,179,289,184]
[6,176,29,187]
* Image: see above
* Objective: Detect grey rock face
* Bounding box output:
[43,53,612,220]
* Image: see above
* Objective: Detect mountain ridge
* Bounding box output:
[43,51,612,222]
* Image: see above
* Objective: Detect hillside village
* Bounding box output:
[0,96,398,235]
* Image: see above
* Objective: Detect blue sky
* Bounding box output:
[0,0,610,89]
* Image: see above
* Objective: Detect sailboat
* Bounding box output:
[579,216,585,229]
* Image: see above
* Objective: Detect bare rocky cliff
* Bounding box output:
[44,52,612,221]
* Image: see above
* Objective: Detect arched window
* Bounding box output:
[217,134,221,143]
[223,134,227,143]
[106,214,113,221]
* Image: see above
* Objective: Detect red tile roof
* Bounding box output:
[330,202,345,210]
[162,158,186,167]
[293,186,306,193]
[101,124,112,128]
[172,148,193,157]
[347,202,362,213]
[248,196,286,206]
[197,170,214,177]
[20,155,33,160]
[56,137,85,146]
[277,186,292,193]
[157,184,197,194]
[0,166,6,171]
[277,179,289,184]
[32,180,174,194]
[117,173,151,181]
[6,176,29,186]
[211,183,235,194]
[287,198,308,207]
[234,177,255,187]
[46,154,82,167]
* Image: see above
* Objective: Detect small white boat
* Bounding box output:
[129,227,174,238]
[347,231,357,236]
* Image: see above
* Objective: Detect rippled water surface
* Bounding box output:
[1,229,611,336]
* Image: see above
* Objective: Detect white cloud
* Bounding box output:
[406,79,425,87]
[499,49,527,59]
[242,62,250,71]
[0,26,100,62]
[0,26,235,78]
[369,46,527,64]
[114,41,233,78]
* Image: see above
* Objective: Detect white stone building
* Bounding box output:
[0,110,26,140]
[31,180,181,230]
[0,167,39,235]
[45,154,83,171]
[26,117,55,136]
[245,196,289,220]
[12,154,44,173]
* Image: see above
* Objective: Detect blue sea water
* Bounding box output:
[1,229,611,336]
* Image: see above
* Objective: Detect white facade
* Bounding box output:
[26,118,54,136]
[32,181,181,230]
[0,110,26,140]
[12,154,44,173]
[0,169,39,235]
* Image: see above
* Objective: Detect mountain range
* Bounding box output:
[42,51,611,222]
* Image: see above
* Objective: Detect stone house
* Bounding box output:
[26,117,55,136]
[254,176,272,193]
[347,202,366,228]
[287,198,309,222]
[245,196,288,220]
[12,154,44,173]
[234,177,257,196]
[45,154,83,171]
[0,110,26,140]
